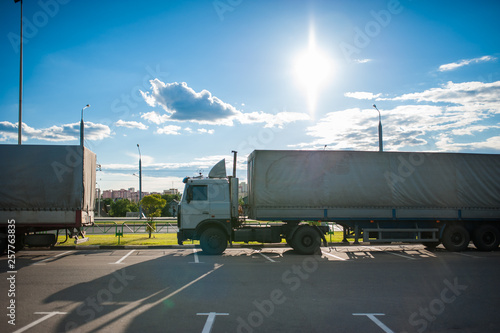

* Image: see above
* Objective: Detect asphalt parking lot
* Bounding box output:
[1,245,500,333]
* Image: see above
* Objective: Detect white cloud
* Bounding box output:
[156,125,182,135]
[198,128,214,134]
[354,58,372,64]
[141,80,310,129]
[293,102,498,152]
[391,81,500,113]
[0,121,111,142]
[344,91,381,100]
[141,80,238,125]
[115,120,148,130]
[236,111,310,128]
[141,111,170,125]
[291,80,497,151]
[438,55,497,72]
[436,135,500,151]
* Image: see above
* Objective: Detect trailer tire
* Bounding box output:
[442,225,470,252]
[200,227,227,255]
[292,226,321,255]
[472,224,500,251]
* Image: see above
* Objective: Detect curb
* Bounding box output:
[34,242,350,251]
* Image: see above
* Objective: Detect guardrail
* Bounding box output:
[83,221,179,234]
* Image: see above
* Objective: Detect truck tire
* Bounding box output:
[472,224,500,251]
[200,227,227,255]
[442,225,470,252]
[292,226,321,255]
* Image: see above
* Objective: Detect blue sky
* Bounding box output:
[1,0,499,192]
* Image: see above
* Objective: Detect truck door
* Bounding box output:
[182,184,209,229]
[209,182,230,219]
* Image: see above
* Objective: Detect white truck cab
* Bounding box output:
[177,159,239,254]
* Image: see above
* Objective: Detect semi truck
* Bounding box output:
[177,150,500,254]
[0,144,96,253]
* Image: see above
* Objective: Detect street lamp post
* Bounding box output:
[372,104,383,152]
[14,0,23,145]
[80,104,90,146]
[137,144,142,219]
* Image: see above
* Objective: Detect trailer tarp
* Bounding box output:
[247,150,500,211]
[0,145,95,212]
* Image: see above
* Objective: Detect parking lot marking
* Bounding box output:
[190,248,203,264]
[455,252,480,258]
[352,313,394,333]
[362,246,417,260]
[71,264,225,332]
[33,251,73,265]
[321,251,347,261]
[111,249,136,264]
[13,312,67,333]
[197,312,229,333]
[258,252,276,262]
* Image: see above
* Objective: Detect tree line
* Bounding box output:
[97,193,181,217]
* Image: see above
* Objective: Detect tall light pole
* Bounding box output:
[372,104,383,152]
[80,104,90,146]
[14,0,23,145]
[137,144,142,219]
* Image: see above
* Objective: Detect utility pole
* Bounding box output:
[137,144,142,219]
[80,105,90,146]
[372,104,383,152]
[231,150,237,177]
[15,0,23,144]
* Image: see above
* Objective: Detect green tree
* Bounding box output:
[140,194,166,238]
[161,193,181,217]
[110,199,134,217]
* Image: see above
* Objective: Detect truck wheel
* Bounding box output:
[200,227,227,255]
[442,225,470,252]
[292,226,321,255]
[472,225,500,251]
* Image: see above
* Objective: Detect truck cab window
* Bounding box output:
[187,185,208,202]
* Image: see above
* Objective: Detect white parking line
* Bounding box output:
[197,312,229,333]
[321,251,347,261]
[258,252,276,262]
[111,249,136,264]
[455,252,480,258]
[189,248,203,264]
[33,251,73,265]
[13,312,67,333]
[362,246,417,260]
[72,264,224,331]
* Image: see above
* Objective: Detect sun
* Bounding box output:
[293,27,333,116]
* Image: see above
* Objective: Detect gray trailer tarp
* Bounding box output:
[247,150,500,220]
[0,145,96,226]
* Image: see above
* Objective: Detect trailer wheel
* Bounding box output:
[472,225,500,251]
[292,226,321,255]
[442,225,470,252]
[200,227,227,255]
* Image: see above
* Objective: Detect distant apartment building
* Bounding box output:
[99,187,181,202]
[100,187,150,203]
[163,188,179,195]
[238,181,248,199]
